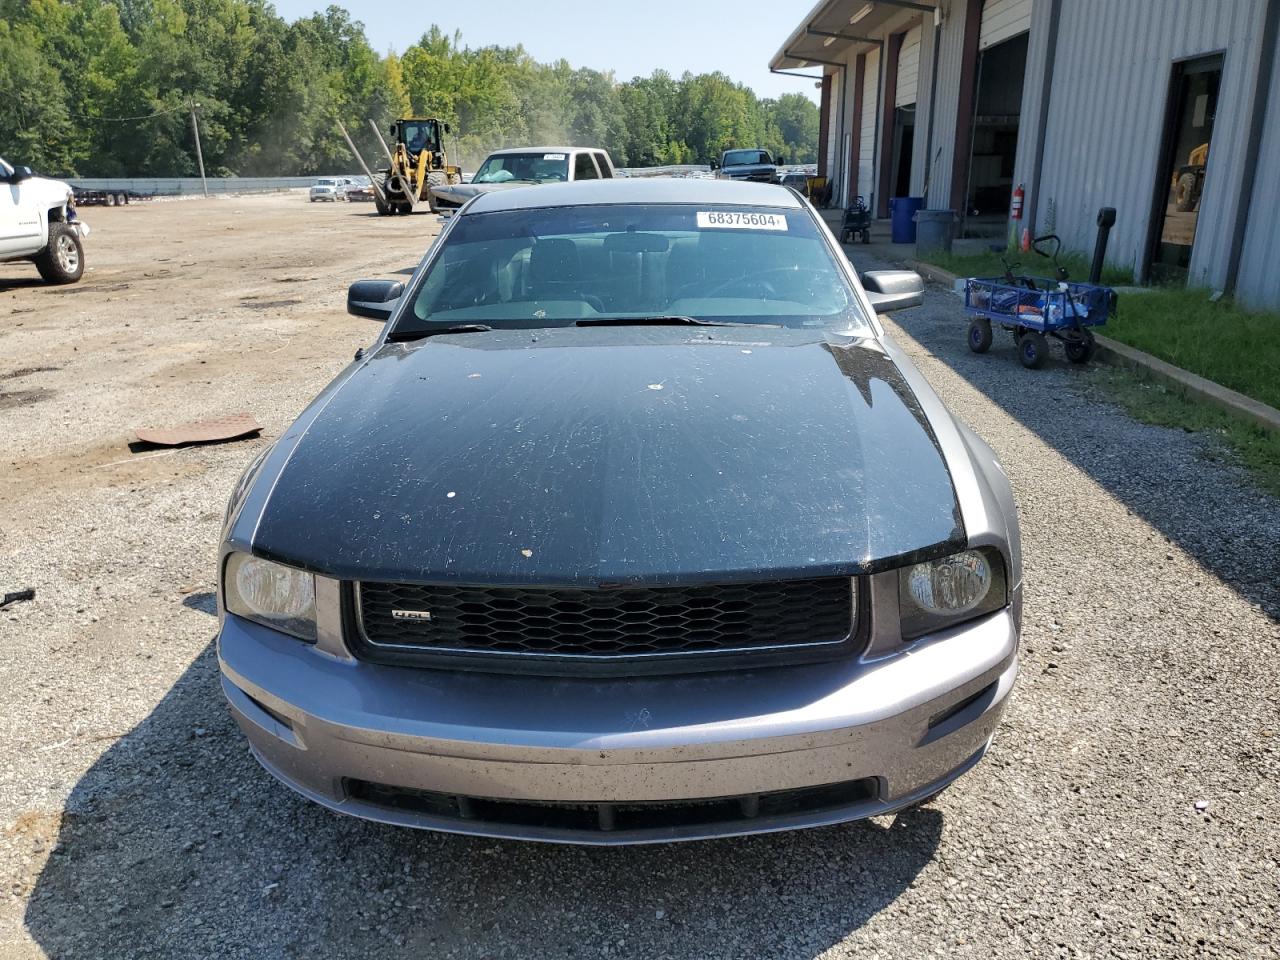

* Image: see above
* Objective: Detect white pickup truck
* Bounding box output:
[1,157,90,284]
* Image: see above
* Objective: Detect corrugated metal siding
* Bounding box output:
[859,46,881,206]
[840,51,861,207]
[826,67,841,189]
[1236,36,1280,308]
[981,0,1033,50]
[1010,0,1054,227]
[898,25,923,105]
[911,22,938,195]
[927,0,973,206]
[1036,0,1263,287]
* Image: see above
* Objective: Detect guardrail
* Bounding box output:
[618,165,712,178]
[68,164,810,196]
[67,177,332,196]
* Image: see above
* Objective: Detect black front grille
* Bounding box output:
[354,578,856,670]
[345,777,878,837]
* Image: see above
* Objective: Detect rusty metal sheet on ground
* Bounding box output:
[134,412,261,448]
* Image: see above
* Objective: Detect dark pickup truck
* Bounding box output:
[712,149,779,184]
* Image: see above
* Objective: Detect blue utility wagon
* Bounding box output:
[963,235,1118,369]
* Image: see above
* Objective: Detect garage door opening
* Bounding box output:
[964,31,1028,230]
[1147,54,1222,283]
[892,106,916,197]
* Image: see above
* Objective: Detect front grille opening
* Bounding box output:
[345,778,879,834]
[354,578,856,668]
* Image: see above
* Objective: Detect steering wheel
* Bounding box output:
[700,267,831,300]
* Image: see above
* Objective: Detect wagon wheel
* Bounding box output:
[1018,331,1049,369]
[967,318,993,354]
[1064,328,1097,364]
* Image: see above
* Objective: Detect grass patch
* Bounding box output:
[1105,288,1280,411]
[916,246,1133,287]
[1091,366,1280,498]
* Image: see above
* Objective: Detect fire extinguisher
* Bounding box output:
[1010,183,1025,220]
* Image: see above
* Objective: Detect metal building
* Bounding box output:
[772,0,1280,308]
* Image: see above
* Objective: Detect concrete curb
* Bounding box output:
[906,260,1280,437]
[908,259,963,288]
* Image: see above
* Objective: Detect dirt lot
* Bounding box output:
[1,195,1277,959]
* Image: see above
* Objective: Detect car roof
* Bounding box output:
[463,178,805,214]
[486,146,599,156]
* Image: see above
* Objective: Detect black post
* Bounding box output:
[1091,207,1117,284]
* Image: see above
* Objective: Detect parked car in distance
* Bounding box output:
[428,146,616,216]
[713,148,779,184]
[0,156,90,285]
[217,178,1022,845]
[309,178,349,202]
[345,176,375,202]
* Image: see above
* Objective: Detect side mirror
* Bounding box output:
[444,123,451,134]
[389,125,397,138]
[11,165,33,183]
[709,159,719,170]
[347,279,404,321]
[861,270,924,314]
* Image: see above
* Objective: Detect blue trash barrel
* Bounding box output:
[890,196,926,244]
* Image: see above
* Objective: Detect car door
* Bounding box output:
[0,161,44,256]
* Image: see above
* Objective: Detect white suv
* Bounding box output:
[0,157,90,285]
[309,178,349,202]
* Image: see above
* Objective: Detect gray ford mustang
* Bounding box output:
[217,178,1022,844]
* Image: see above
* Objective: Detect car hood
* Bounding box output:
[432,182,527,202]
[250,328,964,585]
[720,164,776,178]
[26,175,74,207]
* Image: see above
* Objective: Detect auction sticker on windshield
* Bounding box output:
[696,211,788,230]
[544,153,567,160]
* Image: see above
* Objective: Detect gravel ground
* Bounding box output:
[1,197,1277,959]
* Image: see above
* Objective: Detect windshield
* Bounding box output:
[472,152,570,184]
[391,203,870,336]
[402,121,439,153]
[723,150,771,167]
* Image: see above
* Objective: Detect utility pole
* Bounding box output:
[190,100,208,198]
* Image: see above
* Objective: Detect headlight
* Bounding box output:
[899,547,1007,639]
[222,552,316,642]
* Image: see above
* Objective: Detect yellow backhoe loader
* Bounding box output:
[337,116,462,216]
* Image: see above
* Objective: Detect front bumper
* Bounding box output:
[218,606,1018,844]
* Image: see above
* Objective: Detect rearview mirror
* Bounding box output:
[861,270,924,314]
[604,232,669,253]
[347,279,404,321]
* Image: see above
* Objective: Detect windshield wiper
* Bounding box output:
[576,315,779,329]
[389,323,492,341]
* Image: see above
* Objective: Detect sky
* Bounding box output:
[271,0,820,102]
